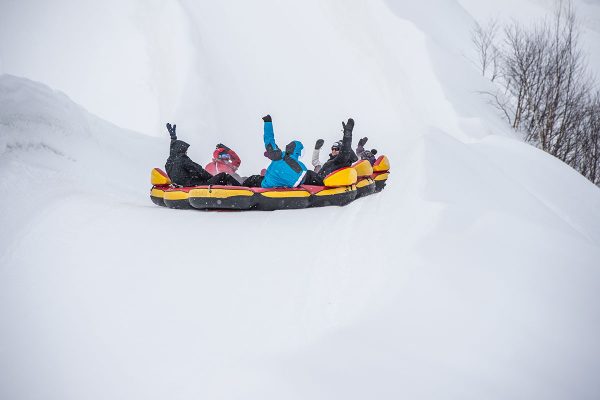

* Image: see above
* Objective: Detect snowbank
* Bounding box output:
[2,72,600,399]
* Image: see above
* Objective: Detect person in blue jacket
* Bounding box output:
[242,115,307,188]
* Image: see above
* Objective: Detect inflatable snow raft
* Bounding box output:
[150,155,390,211]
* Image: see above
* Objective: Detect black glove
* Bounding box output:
[262,115,272,122]
[315,139,325,150]
[342,118,354,135]
[216,143,230,151]
[358,137,368,147]
[166,123,177,140]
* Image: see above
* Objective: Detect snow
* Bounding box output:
[1,1,600,399]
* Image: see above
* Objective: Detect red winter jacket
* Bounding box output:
[205,148,242,176]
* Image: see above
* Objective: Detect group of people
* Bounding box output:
[164,116,379,189]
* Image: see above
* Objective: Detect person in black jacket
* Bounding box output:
[164,123,240,187]
[302,118,358,185]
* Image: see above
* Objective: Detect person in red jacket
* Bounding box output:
[205,143,244,183]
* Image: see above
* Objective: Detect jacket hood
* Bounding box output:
[285,140,304,159]
[171,140,190,155]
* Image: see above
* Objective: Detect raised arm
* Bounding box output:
[166,123,177,142]
[262,115,282,161]
[356,137,368,157]
[343,118,358,163]
[312,139,324,169]
[341,118,354,151]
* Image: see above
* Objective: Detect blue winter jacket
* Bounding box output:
[261,121,307,188]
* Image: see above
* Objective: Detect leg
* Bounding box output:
[222,173,241,186]
[242,174,264,187]
[302,170,324,186]
[230,172,244,184]
[189,177,207,186]
[207,172,241,186]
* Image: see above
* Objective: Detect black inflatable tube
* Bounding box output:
[311,190,357,208]
[151,196,166,207]
[356,182,376,199]
[164,199,194,209]
[254,196,311,211]
[151,181,386,211]
[374,180,387,192]
[189,195,256,210]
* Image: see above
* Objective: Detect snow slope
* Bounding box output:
[1,0,600,399]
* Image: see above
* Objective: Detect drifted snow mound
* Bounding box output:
[0,74,163,183]
[1,75,600,400]
[0,74,163,245]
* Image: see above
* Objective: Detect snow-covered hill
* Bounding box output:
[1,1,600,399]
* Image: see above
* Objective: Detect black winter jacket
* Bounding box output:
[317,120,358,179]
[165,139,212,186]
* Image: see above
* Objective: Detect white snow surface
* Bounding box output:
[1,1,600,399]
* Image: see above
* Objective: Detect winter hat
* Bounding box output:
[331,141,342,150]
[371,149,378,155]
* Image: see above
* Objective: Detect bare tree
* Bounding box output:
[576,93,600,184]
[472,0,600,187]
[472,19,499,81]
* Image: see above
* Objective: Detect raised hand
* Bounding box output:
[342,118,354,135]
[166,123,177,140]
[315,139,325,150]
